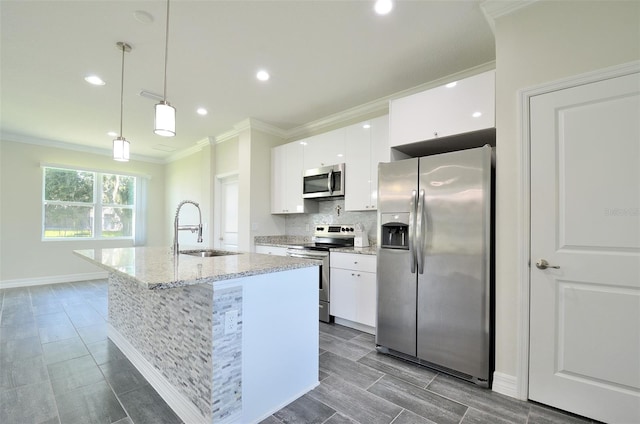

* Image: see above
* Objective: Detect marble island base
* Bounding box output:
[106,266,319,424]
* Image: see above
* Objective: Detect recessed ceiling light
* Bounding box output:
[374,0,393,15]
[446,82,457,88]
[107,131,118,137]
[256,70,270,81]
[196,108,208,116]
[472,112,483,118]
[85,75,105,86]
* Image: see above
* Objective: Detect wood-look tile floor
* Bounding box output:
[1,280,595,424]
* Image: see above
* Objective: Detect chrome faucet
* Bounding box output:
[173,200,203,254]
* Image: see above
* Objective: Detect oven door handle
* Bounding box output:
[286,252,327,260]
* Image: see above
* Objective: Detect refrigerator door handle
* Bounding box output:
[416,189,426,274]
[409,189,418,273]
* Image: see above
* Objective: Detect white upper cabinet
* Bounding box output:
[302,128,346,170]
[345,115,389,211]
[389,70,495,147]
[271,142,317,214]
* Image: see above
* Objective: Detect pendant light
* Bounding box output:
[154,0,176,136]
[113,42,132,162]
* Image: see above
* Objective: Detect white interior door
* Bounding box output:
[529,72,640,423]
[220,176,239,251]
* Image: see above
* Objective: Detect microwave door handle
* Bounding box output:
[328,169,334,195]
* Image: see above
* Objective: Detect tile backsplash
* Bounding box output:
[285,199,378,244]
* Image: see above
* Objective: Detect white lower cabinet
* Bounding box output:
[330,252,377,333]
[255,245,288,256]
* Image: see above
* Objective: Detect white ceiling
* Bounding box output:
[0,0,495,161]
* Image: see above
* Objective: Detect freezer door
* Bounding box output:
[416,145,492,381]
[376,247,417,356]
[376,158,419,356]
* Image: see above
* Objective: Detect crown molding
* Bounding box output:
[285,61,496,141]
[0,132,165,164]
[212,118,288,146]
[164,142,205,163]
[481,0,538,33]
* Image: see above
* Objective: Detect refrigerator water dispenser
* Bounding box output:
[380,213,409,249]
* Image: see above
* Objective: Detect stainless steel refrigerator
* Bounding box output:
[376,145,493,387]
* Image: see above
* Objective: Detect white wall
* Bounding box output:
[237,126,286,252]
[493,0,640,385]
[246,128,287,249]
[0,139,165,285]
[164,146,211,249]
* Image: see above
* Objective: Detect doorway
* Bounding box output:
[215,174,239,251]
[525,66,639,423]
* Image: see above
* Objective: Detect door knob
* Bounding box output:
[535,259,560,270]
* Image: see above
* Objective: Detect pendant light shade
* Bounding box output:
[154,100,175,136]
[155,0,176,137]
[113,137,130,162]
[113,42,132,162]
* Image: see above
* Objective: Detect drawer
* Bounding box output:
[330,252,376,272]
[255,245,288,256]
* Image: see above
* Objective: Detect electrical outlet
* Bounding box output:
[224,310,238,335]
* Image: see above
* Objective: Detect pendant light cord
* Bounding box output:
[162,0,170,101]
[119,43,125,137]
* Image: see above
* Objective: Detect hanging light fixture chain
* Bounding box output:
[162,0,170,101]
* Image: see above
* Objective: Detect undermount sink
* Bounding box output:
[180,249,241,257]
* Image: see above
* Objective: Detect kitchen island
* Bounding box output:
[74,246,320,424]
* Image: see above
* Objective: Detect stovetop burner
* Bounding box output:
[286,225,356,251]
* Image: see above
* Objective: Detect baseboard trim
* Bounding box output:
[492,371,519,399]
[107,324,208,424]
[0,271,108,289]
[334,317,376,335]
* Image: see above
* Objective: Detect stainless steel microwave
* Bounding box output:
[302,163,345,199]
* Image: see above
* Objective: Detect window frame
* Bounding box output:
[42,166,137,241]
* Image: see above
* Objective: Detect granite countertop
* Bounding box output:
[255,235,377,256]
[253,235,311,248]
[74,246,318,290]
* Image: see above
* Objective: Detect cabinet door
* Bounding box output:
[357,271,377,327]
[284,142,305,213]
[330,268,358,322]
[345,122,372,211]
[271,142,313,214]
[303,128,346,170]
[369,115,389,210]
[271,145,287,213]
[389,70,495,147]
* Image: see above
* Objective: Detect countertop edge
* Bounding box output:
[73,248,319,290]
[255,242,377,256]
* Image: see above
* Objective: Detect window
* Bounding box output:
[43,166,136,240]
